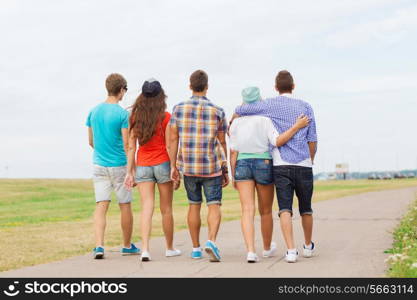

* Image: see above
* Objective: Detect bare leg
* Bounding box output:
[94,201,110,247]
[119,203,133,248]
[188,204,202,247]
[138,182,155,252]
[236,181,256,252]
[301,214,313,245]
[207,204,221,242]
[256,183,274,250]
[280,211,295,249]
[157,181,174,250]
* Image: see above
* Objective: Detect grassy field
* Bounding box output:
[386,198,417,278]
[1,178,417,272]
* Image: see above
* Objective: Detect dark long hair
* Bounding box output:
[129,90,167,146]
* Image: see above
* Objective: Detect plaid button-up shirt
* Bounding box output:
[170,96,227,176]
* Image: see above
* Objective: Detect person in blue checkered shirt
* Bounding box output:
[235,70,318,263]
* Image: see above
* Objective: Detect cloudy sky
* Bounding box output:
[1,0,417,178]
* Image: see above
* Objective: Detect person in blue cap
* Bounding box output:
[229,86,309,263]
[124,78,182,262]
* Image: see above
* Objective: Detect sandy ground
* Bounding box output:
[1,187,416,278]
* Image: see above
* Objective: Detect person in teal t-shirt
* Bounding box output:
[86,73,139,259]
[86,101,129,167]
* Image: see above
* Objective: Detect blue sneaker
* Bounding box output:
[191,248,203,259]
[93,247,104,259]
[121,243,140,255]
[205,240,221,262]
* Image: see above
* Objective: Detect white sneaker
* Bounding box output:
[247,252,259,263]
[140,251,151,262]
[302,242,315,258]
[262,242,277,258]
[285,250,298,263]
[166,249,182,257]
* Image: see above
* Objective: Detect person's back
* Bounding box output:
[86,73,138,259]
[87,103,128,167]
[124,79,181,261]
[168,70,228,262]
[263,95,315,164]
[229,87,277,263]
[229,115,277,159]
[172,96,226,176]
[136,111,171,167]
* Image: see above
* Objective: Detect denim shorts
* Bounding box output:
[273,165,313,216]
[135,161,171,184]
[93,165,132,203]
[234,159,273,185]
[183,175,222,205]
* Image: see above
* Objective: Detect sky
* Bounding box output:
[1,0,417,178]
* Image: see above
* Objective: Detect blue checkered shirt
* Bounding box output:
[235,95,317,164]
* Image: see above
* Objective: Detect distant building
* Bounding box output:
[335,163,349,180]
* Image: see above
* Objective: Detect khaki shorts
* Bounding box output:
[93,165,132,203]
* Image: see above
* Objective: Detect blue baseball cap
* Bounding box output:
[142,78,162,97]
[241,86,261,103]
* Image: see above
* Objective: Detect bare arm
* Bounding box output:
[165,124,179,189]
[165,124,171,153]
[230,150,238,189]
[217,129,229,187]
[126,133,137,175]
[276,115,309,147]
[227,113,240,136]
[123,130,137,190]
[88,127,94,148]
[308,142,317,164]
[168,125,180,181]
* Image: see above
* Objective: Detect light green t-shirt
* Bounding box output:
[237,151,272,160]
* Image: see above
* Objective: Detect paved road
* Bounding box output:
[2,187,416,278]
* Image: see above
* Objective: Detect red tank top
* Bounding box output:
[136,112,171,166]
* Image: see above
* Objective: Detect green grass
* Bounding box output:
[0,178,416,272]
[0,180,94,227]
[386,198,417,278]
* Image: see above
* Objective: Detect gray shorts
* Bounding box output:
[135,161,171,184]
[93,165,132,203]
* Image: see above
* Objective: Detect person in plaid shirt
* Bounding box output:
[168,70,229,262]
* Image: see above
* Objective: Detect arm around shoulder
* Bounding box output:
[270,115,309,147]
[235,101,267,117]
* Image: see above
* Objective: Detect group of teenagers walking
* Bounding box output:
[86,69,318,264]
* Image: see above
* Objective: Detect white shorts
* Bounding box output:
[92,165,132,204]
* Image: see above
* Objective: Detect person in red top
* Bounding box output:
[124,79,181,261]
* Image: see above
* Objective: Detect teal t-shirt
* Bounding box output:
[237,151,272,160]
[86,103,129,167]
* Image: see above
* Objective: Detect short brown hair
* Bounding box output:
[105,73,127,96]
[190,70,208,92]
[275,70,294,93]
